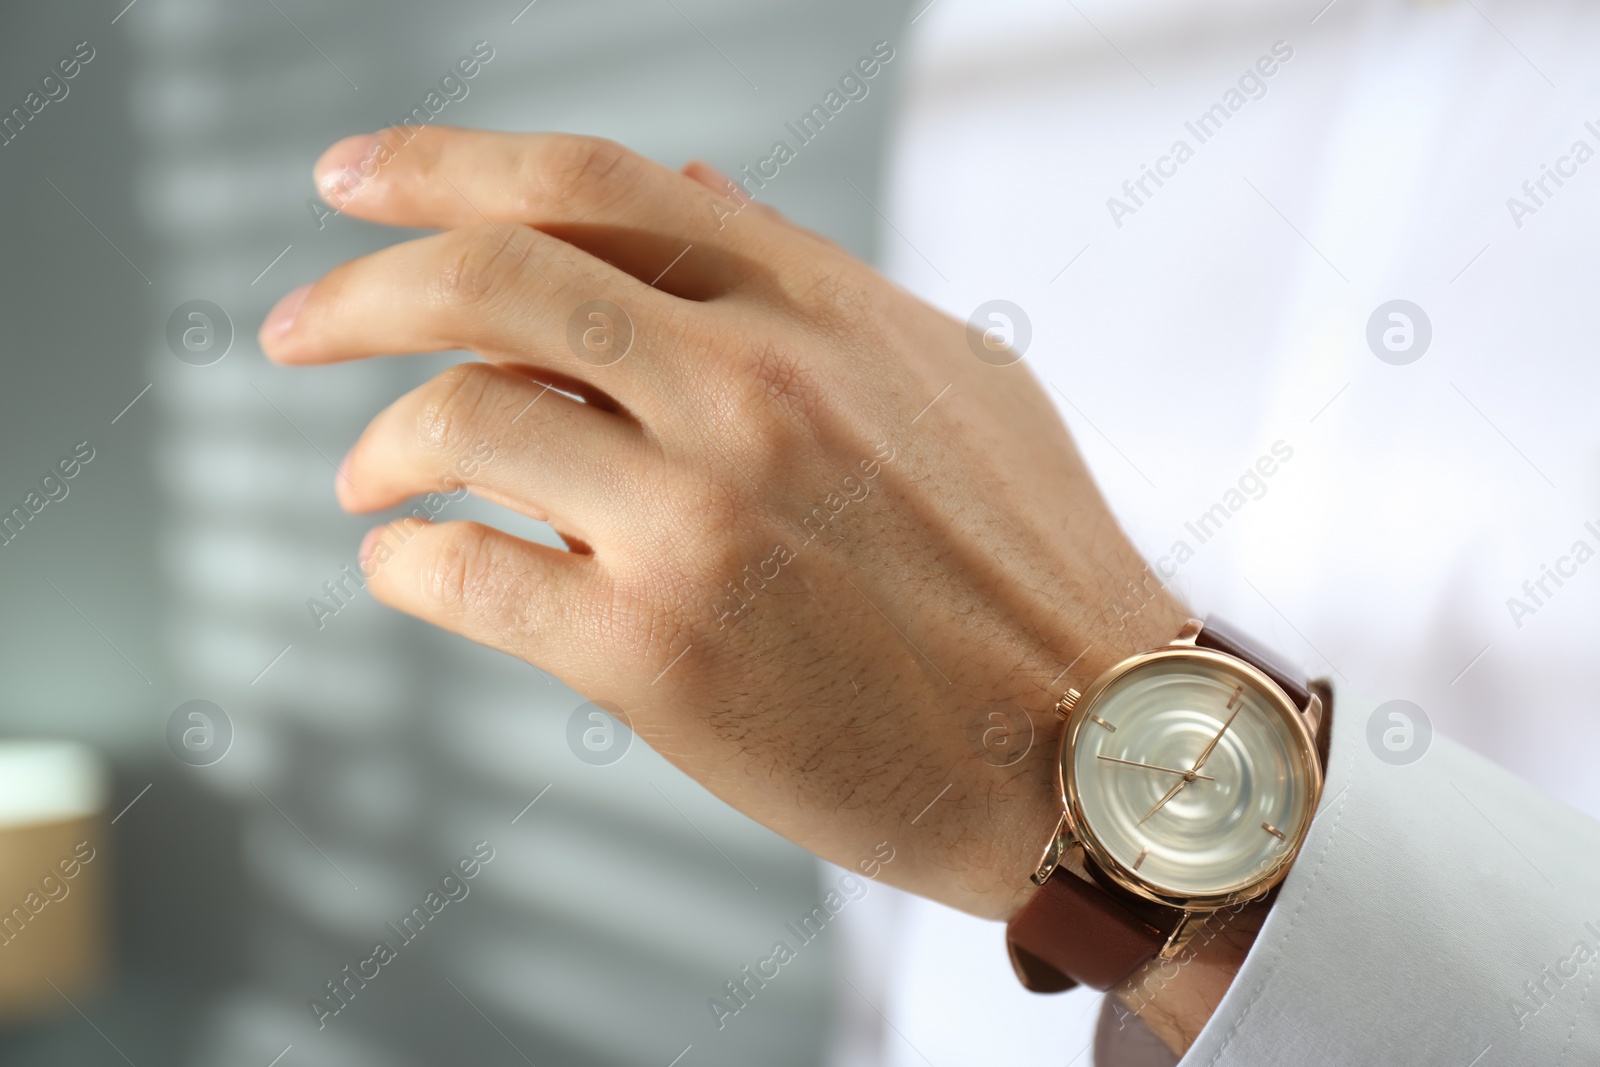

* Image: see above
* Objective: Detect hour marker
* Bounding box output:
[1226,686,1243,711]
[1261,822,1286,840]
[1132,847,1149,870]
[1091,715,1116,732]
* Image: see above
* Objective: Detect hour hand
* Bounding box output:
[1137,777,1190,825]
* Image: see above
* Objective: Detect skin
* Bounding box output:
[261,125,1232,1054]
[1114,900,1266,1054]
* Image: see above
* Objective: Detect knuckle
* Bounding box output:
[662,478,760,584]
[747,340,826,426]
[530,136,634,215]
[415,524,532,634]
[414,522,547,640]
[697,333,830,476]
[419,522,489,610]
[414,363,494,457]
[433,224,529,313]
[794,263,881,339]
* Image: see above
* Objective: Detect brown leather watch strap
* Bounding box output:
[1007,863,1179,992]
[1195,615,1311,711]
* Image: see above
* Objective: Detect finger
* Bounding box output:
[339,362,644,545]
[261,222,673,394]
[360,518,593,676]
[314,127,757,299]
[681,161,782,222]
[679,159,847,262]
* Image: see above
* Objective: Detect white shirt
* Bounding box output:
[833,1,1600,1062]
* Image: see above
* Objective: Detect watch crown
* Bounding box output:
[1055,687,1081,718]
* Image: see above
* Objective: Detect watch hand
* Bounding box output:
[1191,687,1244,773]
[1096,755,1216,781]
[1137,777,1191,825]
[1136,689,1246,826]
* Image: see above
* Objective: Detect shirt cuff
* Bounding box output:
[1179,686,1600,1065]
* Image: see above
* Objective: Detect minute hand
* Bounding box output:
[1137,693,1244,826]
[1191,691,1244,773]
[1137,776,1191,826]
[1097,755,1216,781]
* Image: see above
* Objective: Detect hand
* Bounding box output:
[260,126,1189,922]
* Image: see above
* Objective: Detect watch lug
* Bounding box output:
[1170,618,1204,646]
[1304,688,1325,739]
[1158,910,1196,962]
[1030,812,1076,885]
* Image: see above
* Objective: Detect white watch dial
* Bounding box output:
[1069,657,1313,898]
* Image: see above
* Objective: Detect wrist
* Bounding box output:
[792,577,1190,925]
[1110,897,1268,1056]
[975,586,1193,922]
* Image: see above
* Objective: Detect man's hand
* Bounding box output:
[260,126,1188,923]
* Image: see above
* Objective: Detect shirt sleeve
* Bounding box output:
[1179,687,1600,1066]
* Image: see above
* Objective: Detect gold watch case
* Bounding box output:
[1047,629,1325,915]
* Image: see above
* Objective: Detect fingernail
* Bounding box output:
[335,450,354,497]
[316,133,383,204]
[688,159,736,191]
[358,526,384,566]
[264,284,310,337]
[699,161,733,183]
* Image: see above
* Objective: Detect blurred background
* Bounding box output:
[0,2,910,1065]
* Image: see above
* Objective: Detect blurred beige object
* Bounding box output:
[0,742,109,1022]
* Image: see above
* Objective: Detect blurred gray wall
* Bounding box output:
[0,1,911,1063]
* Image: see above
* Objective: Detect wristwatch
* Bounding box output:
[1006,616,1330,992]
